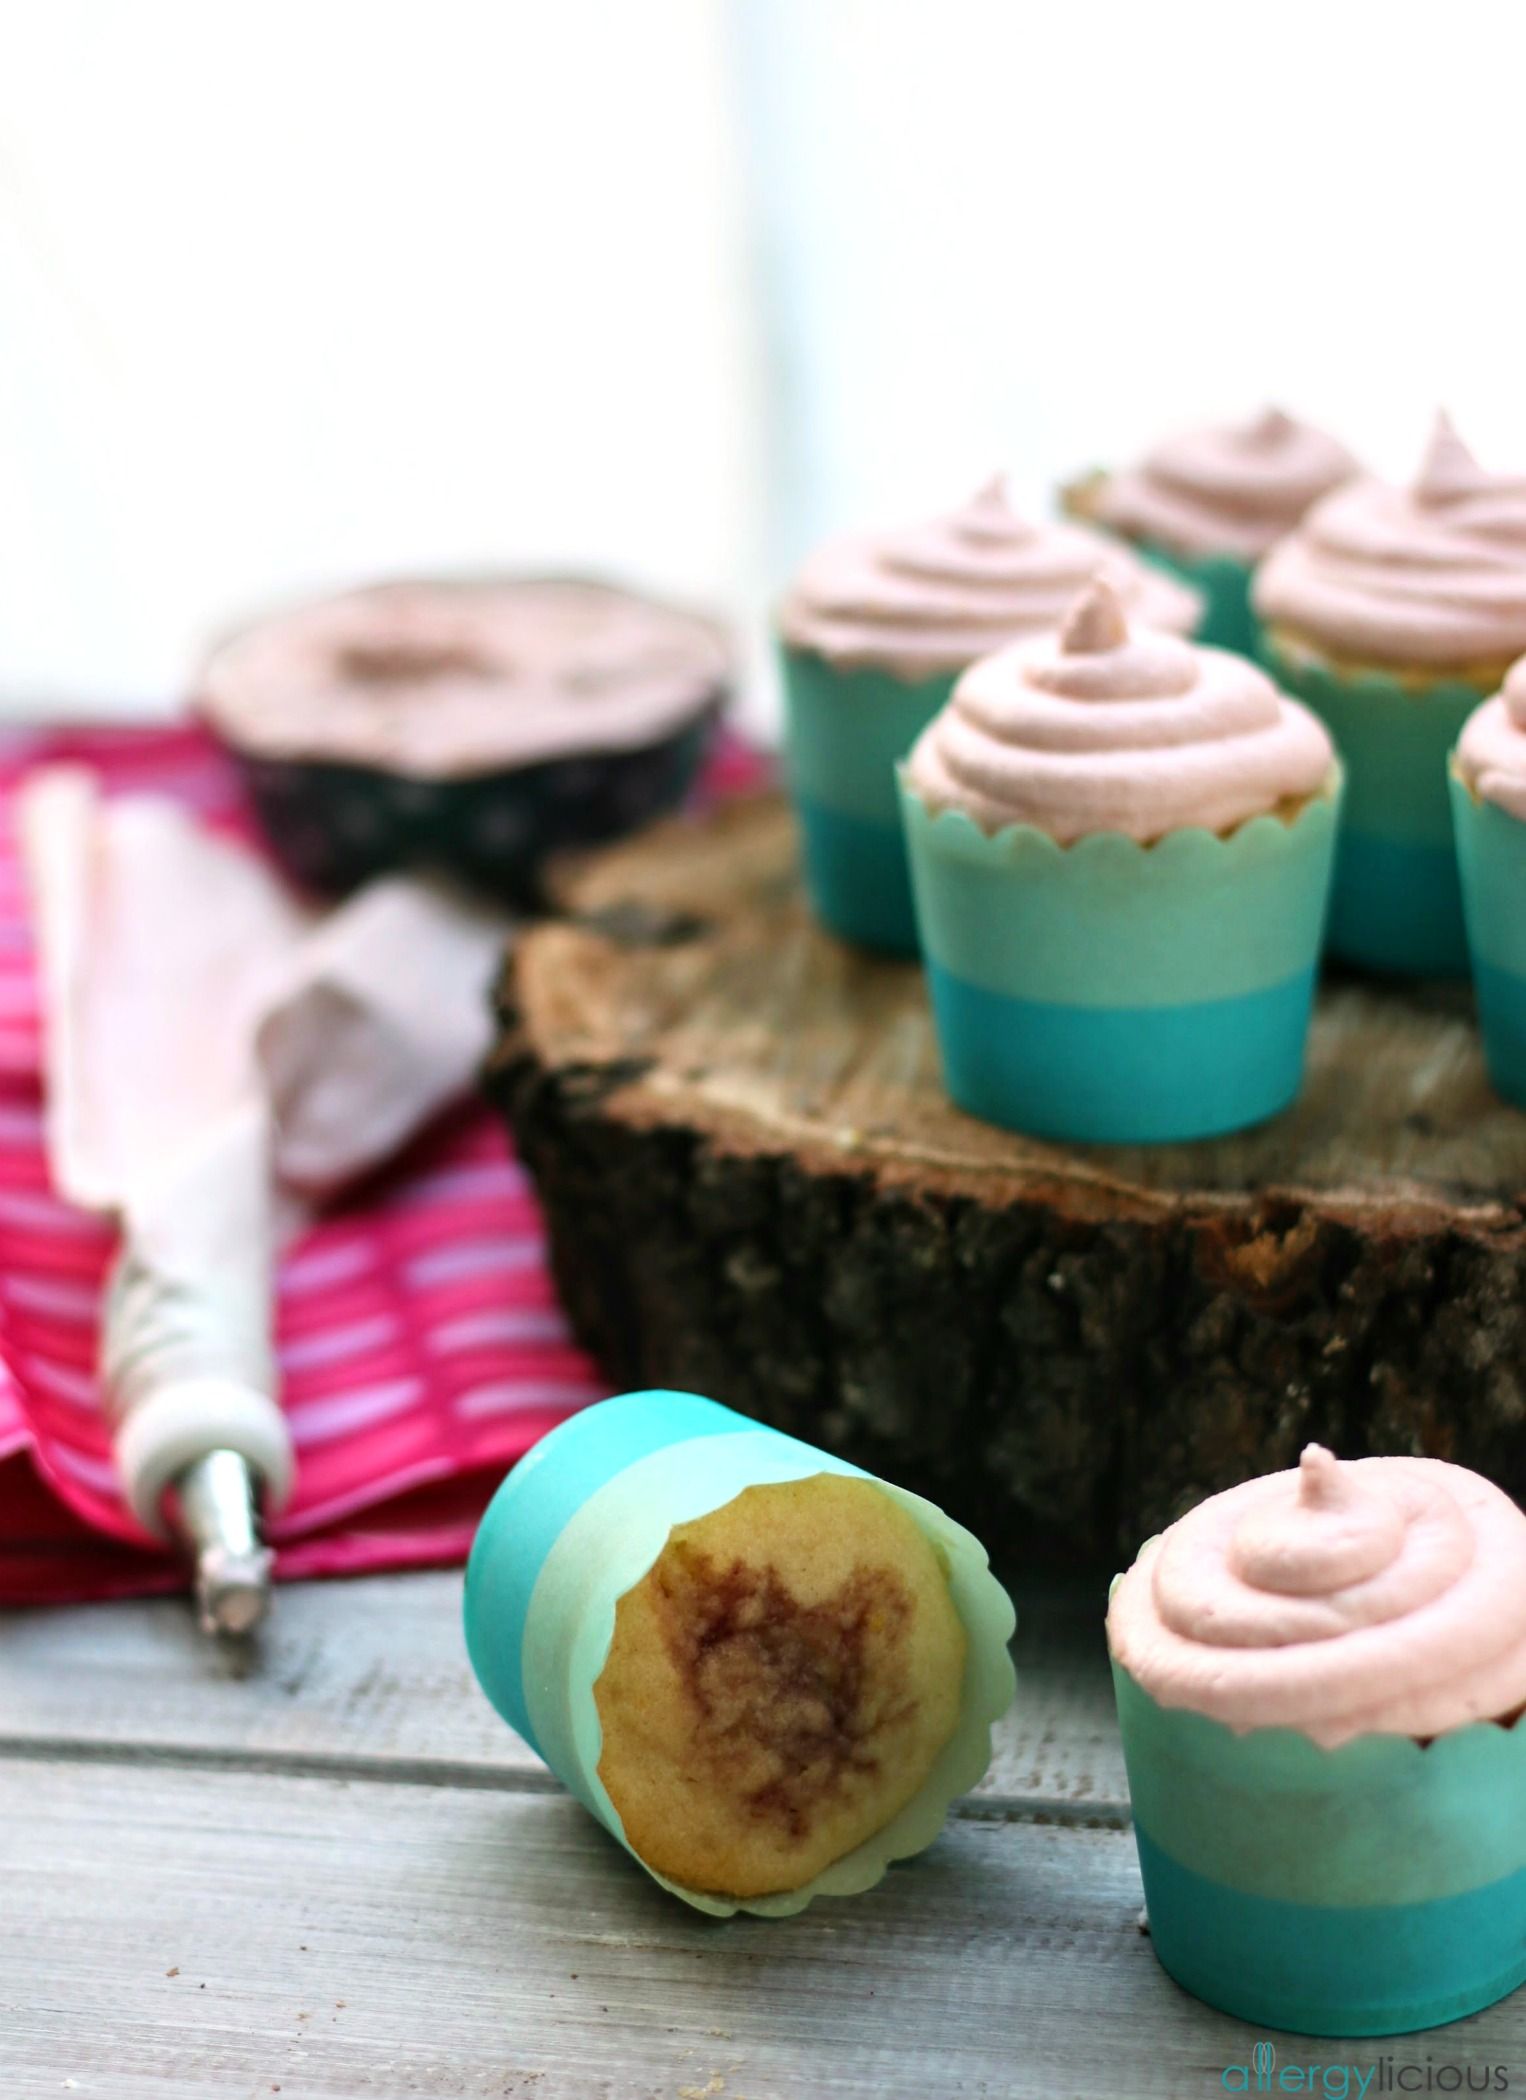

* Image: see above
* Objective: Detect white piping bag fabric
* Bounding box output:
[19,768,507,1535]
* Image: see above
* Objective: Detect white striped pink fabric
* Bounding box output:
[0,722,763,1603]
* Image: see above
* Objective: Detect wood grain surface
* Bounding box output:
[0,1571,1125,1812]
[490,792,1526,1562]
[3,1572,1523,2100]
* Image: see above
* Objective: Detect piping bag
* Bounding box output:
[19,767,508,1636]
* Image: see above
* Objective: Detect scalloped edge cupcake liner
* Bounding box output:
[1260,634,1491,975]
[463,1390,1017,1918]
[227,710,717,904]
[1450,770,1526,1108]
[897,776,1340,1144]
[1112,1659,1526,2035]
[780,644,956,954]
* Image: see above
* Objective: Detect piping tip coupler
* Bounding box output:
[168,1447,273,1638]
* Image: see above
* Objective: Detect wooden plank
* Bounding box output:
[7,1597,1525,2097]
[0,1754,1271,2100]
[0,1569,1126,1812]
[0,1570,531,1784]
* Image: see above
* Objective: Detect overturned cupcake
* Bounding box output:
[1109,1445,1526,2035]
[1069,407,1359,655]
[463,1390,1015,1915]
[898,577,1339,1143]
[1255,413,1526,974]
[198,577,730,901]
[778,480,1200,953]
[1452,657,1526,1107]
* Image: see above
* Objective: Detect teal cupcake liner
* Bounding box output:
[463,1390,1016,1916]
[1113,1661,1526,2035]
[1261,638,1488,976]
[1450,771,1526,1108]
[898,776,1340,1144]
[1133,539,1258,658]
[781,643,955,954]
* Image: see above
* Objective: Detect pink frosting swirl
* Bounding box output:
[1095,406,1360,562]
[1108,1446,1526,1746]
[1254,413,1526,669]
[904,577,1334,844]
[778,479,1201,681]
[198,578,729,777]
[1456,657,1526,823]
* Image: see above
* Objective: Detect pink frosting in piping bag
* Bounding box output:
[778,478,1201,681]
[904,577,1333,844]
[1108,1446,1526,1747]
[1254,413,1526,669]
[1456,657,1526,824]
[1095,406,1360,562]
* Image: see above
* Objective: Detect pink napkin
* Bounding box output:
[0,722,765,1604]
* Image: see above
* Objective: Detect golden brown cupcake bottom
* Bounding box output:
[1263,621,1516,698]
[594,1475,966,1898]
[1059,469,1108,527]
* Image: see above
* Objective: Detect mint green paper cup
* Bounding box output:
[781,642,954,955]
[899,772,1341,1144]
[1261,637,1486,976]
[1450,768,1526,1108]
[464,1390,1016,1916]
[1133,540,1258,658]
[1113,1658,1526,2035]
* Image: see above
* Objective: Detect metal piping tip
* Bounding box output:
[167,1448,273,1638]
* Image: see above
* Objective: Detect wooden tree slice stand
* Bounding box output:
[489,790,1526,1562]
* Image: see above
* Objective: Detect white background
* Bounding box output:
[0,1,757,711]
[2,0,1524,728]
[740,0,1526,557]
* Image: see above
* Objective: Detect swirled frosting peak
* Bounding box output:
[1060,577,1130,654]
[778,480,1200,681]
[962,474,1035,541]
[1456,654,1526,822]
[1414,408,1492,508]
[1093,406,1360,561]
[1254,413,1526,669]
[1108,1446,1526,1746]
[904,578,1334,844]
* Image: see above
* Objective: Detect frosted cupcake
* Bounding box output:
[898,578,1339,1143]
[198,576,729,901]
[1109,1446,1526,2035]
[463,1390,1016,1915]
[1451,657,1526,1106]
[778,481,1200,954]
[1255,413,1526,975]
[1069,407,1359,655]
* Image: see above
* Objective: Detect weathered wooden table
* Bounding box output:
[3,1573,1523,2099]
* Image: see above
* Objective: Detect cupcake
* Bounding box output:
[1451,657,1526,1107]
[1068,406,1359,656]
[777,480,1200,954]
[1109,1445,1526,2035]
[198,576,730,902]
[898,577,1339,1144]
[1254,413,1526,976]
[463,1389,1016,1916]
